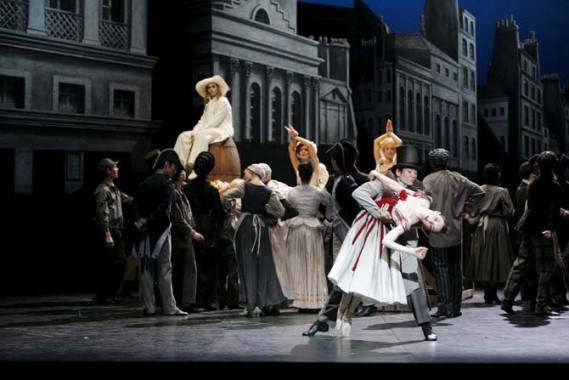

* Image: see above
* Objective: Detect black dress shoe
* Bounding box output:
[500,300,515,315]
[430,311,448,319]
[447,311,462,318]
[302,321,329,336]
[355,305,377,317]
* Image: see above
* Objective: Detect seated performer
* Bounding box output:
[174,75,233,179]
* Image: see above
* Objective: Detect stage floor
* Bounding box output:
[1,289,568,369]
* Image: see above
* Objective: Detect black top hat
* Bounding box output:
[152,149,184,171]
[392,145,420,171]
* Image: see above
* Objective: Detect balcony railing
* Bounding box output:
[46,8,83,42]
[99,19,128,50]
[0,0,28,31]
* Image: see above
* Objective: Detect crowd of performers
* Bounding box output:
[93,75,569,341]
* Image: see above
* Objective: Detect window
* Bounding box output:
[424,96,430,135]
[463,67,468,87]
[249,83,261,142]
[531,85,535,100]
[524,80,528,96]
[469,43,475,60]
[436,64,441,73]
[463,101,469,123]
[484,108,488,117]
[291,91,301,137]
[524,106,529,125]
[499,107,505,116]
[462,39,467,56]
[386,90,391,102]
[491,108,496,117]
[407,90,413,131]
[435,114,441,147]
[471,138,476,159]
[48,0,79,12]
[444,116,450,151]
[0,75,24,109]
[254,8,270,24]
[471,105,476,124]
[470,71,475,90]
[399,87,405,130]
[452,120,458,157]
[113,89,134,117]
[271,88,282,143]
[58,82,85,113]
[463,136,469,159]
[537,89,541,104]
[101,0,125,22]
[416,93,422,134]
[445,68,450,78]
[470,21,474,35]
[377,91,383,102]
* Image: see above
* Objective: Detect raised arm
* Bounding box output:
[285,124,300,171]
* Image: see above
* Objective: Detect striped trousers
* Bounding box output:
[430,245,463,315]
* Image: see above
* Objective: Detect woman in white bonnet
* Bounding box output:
[174,75,234,179]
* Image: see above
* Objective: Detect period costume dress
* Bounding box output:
[328,180,407,306]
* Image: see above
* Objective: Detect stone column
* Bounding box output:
[311,77,320,143]
[130,0,147,54]
[303,76,311,139]
[82,0,99,46]
[264,66,274,142]
[229,58,240,140]
[26,0,46,36]
[242,61,253,140]
[285,71,293,127]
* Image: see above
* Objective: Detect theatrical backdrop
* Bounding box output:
[0,0,567,294]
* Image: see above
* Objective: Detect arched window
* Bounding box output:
[249,83,261,142]
[463,101,469,123]
[471,104,476,124]
[399,86,405,130]
[407,90,414,132]
[424,96,430,135]
[416,93,422,133]
[463,136,469,159]
[462,39,467,56]
[271,87,282,143]
[254,9,270,25]
[452,120,458,157]
[469,43,475,60]
[435,114,441,147]
[291,91,302,135]
[444,116,450,151]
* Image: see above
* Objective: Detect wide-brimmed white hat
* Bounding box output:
[195,75,230,98]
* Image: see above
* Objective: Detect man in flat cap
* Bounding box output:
[93,158,133,304]
[133,149,188,316]
[423,148,484,319]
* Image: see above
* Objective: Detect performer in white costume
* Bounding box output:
[174,75,233,179]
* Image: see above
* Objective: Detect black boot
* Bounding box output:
[302,321,329,336]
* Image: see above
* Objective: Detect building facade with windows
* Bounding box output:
[0,0,158,195]
[149,0,355,183]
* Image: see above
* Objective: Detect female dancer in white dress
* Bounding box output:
[328,170,446,335]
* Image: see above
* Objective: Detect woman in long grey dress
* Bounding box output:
[222,164,285,317]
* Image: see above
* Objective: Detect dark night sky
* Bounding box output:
[299,0,569,86]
